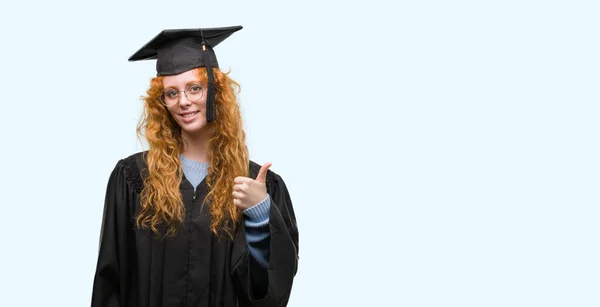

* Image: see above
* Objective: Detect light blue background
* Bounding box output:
[0,0,598,306]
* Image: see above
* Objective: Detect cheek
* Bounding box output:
[200,98,208,109]
[166,106,179,119]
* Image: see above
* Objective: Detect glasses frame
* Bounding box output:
[159,82,206,106]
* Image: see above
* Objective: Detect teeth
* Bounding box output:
[182,112,198,118]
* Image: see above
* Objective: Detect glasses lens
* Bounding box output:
[161,88,179,106]
[185,83,204,102]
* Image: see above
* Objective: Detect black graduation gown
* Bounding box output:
[91,151,299,307]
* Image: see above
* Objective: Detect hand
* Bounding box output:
[232,162,272,211]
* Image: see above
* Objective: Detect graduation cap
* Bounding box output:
[128,25,243,122]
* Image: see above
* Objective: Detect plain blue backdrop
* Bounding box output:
[0,1,598,306]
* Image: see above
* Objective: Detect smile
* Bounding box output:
[180,111,200,118]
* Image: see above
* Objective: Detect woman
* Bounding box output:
[91,26,299,307]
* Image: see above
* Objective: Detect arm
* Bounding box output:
[243,195,272,298]
[232,172,299,307]
[243,195,271,268]
[91,160,133,307]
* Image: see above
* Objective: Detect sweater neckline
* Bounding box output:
[180,154,209,171]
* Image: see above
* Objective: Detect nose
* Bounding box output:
[178,92,192,107]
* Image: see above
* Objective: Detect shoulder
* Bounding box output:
[112,150,149,194]
[123,150,149,165]
[122,150,149,172]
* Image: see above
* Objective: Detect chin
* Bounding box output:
[179,120,208,135]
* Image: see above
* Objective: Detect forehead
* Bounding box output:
[162,68,202,88]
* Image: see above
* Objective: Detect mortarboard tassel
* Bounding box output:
[202,41,217,123]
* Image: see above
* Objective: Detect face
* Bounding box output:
[162,69,208,136]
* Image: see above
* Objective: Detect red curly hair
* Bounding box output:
[135,67,249,239]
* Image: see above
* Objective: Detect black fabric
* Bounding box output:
[91,151,299,307]
[203,40,217,123]
[128,26,242,76]
[122,155,143,194]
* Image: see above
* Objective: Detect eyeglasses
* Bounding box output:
[160,82,206,106]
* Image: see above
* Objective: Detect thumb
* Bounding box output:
[255,162,272,183]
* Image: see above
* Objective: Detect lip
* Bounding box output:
[179,111,200,123]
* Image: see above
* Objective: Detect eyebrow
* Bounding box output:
[163,81,205,89]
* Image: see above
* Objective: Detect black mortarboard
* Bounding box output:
[128,25,243,122]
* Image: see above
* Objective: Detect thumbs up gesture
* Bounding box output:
[232,162,272,211]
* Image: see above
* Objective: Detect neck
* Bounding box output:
[181,129,211,163]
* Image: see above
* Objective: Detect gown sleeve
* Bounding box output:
[232,172,299,307]
[91,160,134,307]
